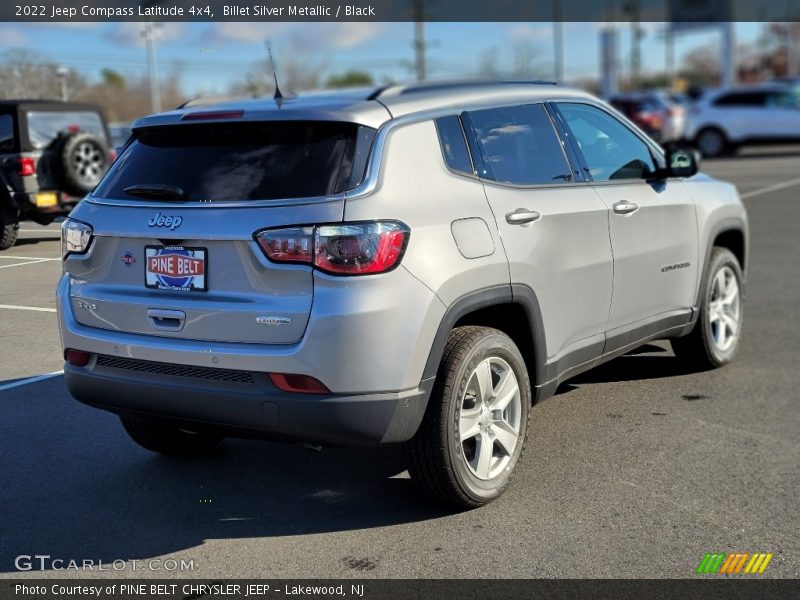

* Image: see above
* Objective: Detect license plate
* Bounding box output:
[34,192,58,207]
[145,246,207,292]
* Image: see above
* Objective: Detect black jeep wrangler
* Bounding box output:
[0,100,113,250]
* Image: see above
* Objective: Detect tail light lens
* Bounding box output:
[255,221,410,276]
[61,218,94,258]
[256,227,314,263]
[17,157,35,177]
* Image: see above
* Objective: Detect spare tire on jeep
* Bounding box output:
[51,131,110,196]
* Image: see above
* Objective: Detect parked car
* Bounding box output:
[608,91,686,144]
[57,82,747,508]
[684,83,800,157]
[0,100,113,250]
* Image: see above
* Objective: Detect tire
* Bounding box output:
[672,247,744,369]
[53,132,110,196]
[0,211,19,250]
[120,415,222,457]
[404,326,532,509]
[695,127,729,158]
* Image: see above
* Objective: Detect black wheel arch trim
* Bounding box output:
[696,216,748,309]
[421,283,548,399]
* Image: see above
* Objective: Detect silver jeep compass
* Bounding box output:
[57,81,748,509]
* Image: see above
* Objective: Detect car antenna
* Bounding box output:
[266,43,285,107]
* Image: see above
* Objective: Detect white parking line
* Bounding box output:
[740,175,800,199]
[0,259,53,269]
[0,255,60,261]
[0,371,63,392]
[0,304,57,313]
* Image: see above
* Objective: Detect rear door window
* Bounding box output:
[464,104,572,185]
[93,121,375,202]
[0,115,14,150]
[26,111,108,149]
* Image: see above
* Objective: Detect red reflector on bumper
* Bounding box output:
[65,349,91,367]
[269,373,330,395]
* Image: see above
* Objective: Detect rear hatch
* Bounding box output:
[66,119,374,344]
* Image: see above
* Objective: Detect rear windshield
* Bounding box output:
[26,111,108,149]
[93,121,375,202]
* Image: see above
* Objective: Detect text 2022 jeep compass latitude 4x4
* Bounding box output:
[57,82,748,509]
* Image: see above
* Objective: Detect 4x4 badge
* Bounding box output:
[147,212,183,230]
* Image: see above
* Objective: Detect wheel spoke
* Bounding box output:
[474,359,493,405]
[491,369,519,411]
[459,408,481,442]
[473,434,494,479]
[721,311,738,337]
[492,420,518,456]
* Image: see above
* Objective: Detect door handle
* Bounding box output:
[505,208,541,225]
[147,308,185,331]
[613,200,639,215]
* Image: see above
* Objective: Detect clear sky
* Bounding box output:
[0,21,764,95]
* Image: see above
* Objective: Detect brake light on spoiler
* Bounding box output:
[181,110,245,121]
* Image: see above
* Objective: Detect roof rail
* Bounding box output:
[369,79,557,100]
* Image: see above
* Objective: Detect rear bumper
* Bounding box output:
[64,358,432,446]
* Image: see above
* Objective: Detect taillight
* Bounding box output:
[269,373,330,394]
[255,221,410,276]
[256,227,314,263]
[17,157,35,177]
[61,218,94,258]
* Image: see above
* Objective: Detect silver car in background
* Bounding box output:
[58,81,748,508]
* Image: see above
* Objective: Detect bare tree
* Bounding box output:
[231,51,328,97]
[0,50,86,100]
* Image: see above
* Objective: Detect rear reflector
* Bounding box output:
[17,157,35,177]
[181,110,244,121]
[269,373,330,395]
[65,349,91,367]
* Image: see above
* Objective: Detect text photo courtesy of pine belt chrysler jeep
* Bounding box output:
[57,82,747,509]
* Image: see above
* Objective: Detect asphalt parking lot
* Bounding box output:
[1,149,798,580]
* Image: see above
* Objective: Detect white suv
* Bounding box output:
[685,84,800,157]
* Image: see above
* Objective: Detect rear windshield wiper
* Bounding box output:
[123,184,186,201]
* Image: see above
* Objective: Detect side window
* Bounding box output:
[713,92,766,107]
[557,103,657,181]
[766,91,798,108]
[465,104,572,185]
[0,115,14,150]
[434,115,472,175]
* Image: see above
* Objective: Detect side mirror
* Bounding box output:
[666,147,700,178]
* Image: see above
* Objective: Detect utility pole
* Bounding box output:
[57,67,69,101]
[142,21,162,113]
[665,26,675,89]
[413,0,426,81]
[553,1,564,82]
[720,22,735,87]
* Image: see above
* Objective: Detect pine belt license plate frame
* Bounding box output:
[144,245,208,292]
